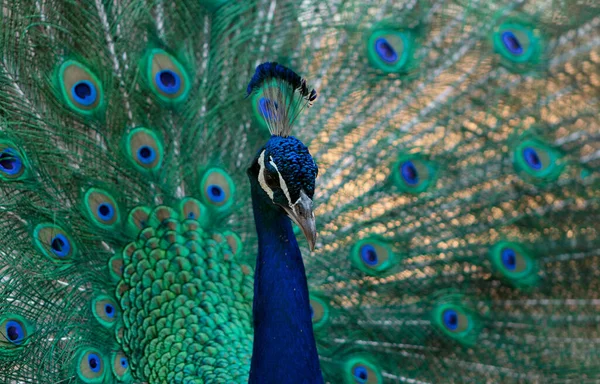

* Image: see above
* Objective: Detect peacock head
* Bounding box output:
[246,62,319,250]
[248,135,318,250]
[248,136,319,250]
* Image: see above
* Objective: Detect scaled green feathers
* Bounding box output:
[0,0,599,383]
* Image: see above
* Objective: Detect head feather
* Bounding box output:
[246,62,317,137]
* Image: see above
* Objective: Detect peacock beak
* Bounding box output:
[282,190,317,251]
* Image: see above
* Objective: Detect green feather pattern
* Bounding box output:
[0,0,599,383]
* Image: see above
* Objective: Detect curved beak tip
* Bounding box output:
[282,191,317,251]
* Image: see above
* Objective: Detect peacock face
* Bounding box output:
[248,135,318,249]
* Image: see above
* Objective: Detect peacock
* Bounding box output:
[0,0,599,383]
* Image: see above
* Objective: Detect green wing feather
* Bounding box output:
[0,0,599,383]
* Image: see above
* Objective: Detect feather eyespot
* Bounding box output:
[57,60,104,115]
[223,231,243,256]
[367,29,414,73]
[0,149,23,176]
[112,351,132,381]
[375,38,398,63]
[309,296,329,330]
[199,168,235,211]
[489,241,538,288]
[501,31,523,55]
[84,188,121,228]
[207,184,225,203]
[92,295,119,327]
[353,366,369,382]
[125,206,151,237]
[138,145,156,164]
[351,238,396,276]
[492,20,542,71]
[5,321,24,344]
[442,309,461,331]
[179,198,207,227]
[400,161,419,185]
[125,128,163,172]
[432,300,479,345]
[155,69,181,94]
[0,315,31,347]
[51,234,71,257]
[343,357,382,384]
[34,223,76,261]
[72,80,97,106]
[108,255,124,282]
[144,49,190,103]
[513,138,562,181]
[501,248,517,271]
[392,155,437,194]
[522,147,542,170]
[0,141,28,181]
[360,244,378,266]
[76,348,106,383]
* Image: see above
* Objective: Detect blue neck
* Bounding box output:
[248,183,323,384]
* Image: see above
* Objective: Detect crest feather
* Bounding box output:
[246,62,317,137]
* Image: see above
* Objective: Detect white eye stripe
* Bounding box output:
[257,150,274,200]
[269,156,293,208]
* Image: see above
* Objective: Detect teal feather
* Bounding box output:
[0,0,599,383]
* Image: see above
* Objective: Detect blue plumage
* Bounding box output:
[360,244,379,266]
[443,309,459,331]
[0,149,23,176]
[400,160,419,185]
[247,62,314,100]
[71,80,97,106]
[247,65,323,380]
[155,69,181,94]
[501,248,518,271]
[51,234,71,258]
[375,38,398,63]
[501,31,523,55]
[5,321,24,344]
[248,183,323,383]
[523,147,542,170]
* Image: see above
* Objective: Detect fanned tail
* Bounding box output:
[0,0,599,383]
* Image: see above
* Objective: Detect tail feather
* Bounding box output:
[0,0,599,383]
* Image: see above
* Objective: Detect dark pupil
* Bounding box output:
[367,250,377,262]
[89,357,98,369]
[7,326,19,341]
[211,186,222,196]
[505,33,522,52]
[448,313,458,326]
[99,204,110,216]
[160,71,176,87]
[359,372,367,380]
[507,253,516,267]
[105,304,113,314]
[74,83,92,99]
[51,237,65,252]
[406,164,417,180]
[140,146,151,159]
[0,152,15,170]
[121,358,127,367]
[379,40,395,60]
[527,151,540,166]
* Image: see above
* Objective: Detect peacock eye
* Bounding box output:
[264,171,279,188]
